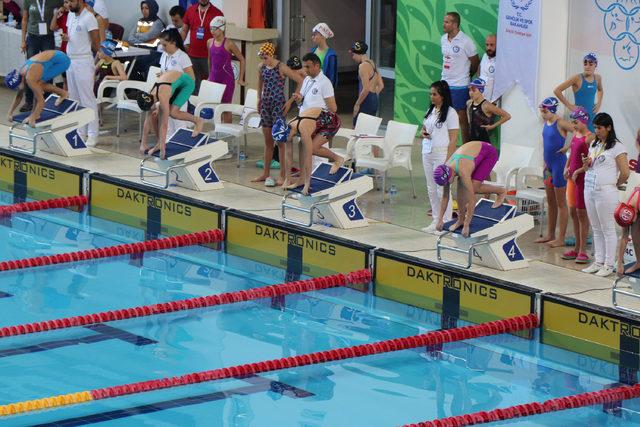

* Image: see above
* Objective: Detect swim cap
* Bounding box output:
[469,78,486,93]
[583,52,598,64]
[100,39,117,56]
[86,0,95,7]
[272,118,291,143]
[5,69,21,90]
[210,16,226,32]
[136,91,154,111]
[433,164,453,186]
[539,97,559,113]
[312,23,334,39]
[350,41,368,55]
[287,55,302,70]
[570,106,590,124]
[258,42,275,57]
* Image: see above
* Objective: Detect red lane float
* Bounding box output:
[0,195,88,216]
[0,229,224,273]
[404,383,640,426]
[88,314,538,400]
[0,269,371,338]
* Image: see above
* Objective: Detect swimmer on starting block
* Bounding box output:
[281,53,344,195]
[137,71,204,159]
[433,140,506,237]
[6,50,71,128]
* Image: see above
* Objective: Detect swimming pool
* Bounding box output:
[0,197,639,426]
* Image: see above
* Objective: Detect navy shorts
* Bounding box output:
[450,87,470,111]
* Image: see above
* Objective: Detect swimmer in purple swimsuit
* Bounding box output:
[433,140,506,237]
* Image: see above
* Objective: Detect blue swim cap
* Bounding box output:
[469,78,486,93]
[539,97,559,113]
[86,0,95,7]
[5,69,21,90]
[272,118,291,142]
[583,52,598,64]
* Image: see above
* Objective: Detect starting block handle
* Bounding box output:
[436,230,519,270]
[281,190,358,228]
[140,156,172,189]
[9,125,55,155]
[612,275,640,315]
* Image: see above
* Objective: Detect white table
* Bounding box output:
[0,25,24,77]
[112,46,152,78]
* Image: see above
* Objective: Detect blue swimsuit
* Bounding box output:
[573,74,597,131]
[23,51,71,82]
[543,120,567,188]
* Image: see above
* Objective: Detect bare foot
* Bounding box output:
[281,179,300,190]
[192,117,204,137]
[139,143,150,156]
[449,220,463,232]
[492,190,507,208]
[302,183,311,195]
[461,224,470,237]
[535,235,554,243]
[625,263,640,275]
[251,174,270,183]
[54,92,68,106]
[276,177,285,186]
[148,144,165,159]
[329,156,345,174]
[547,239,566,248]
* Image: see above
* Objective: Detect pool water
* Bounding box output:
[0,199,638,426]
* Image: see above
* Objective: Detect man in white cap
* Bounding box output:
[180,0,223,92]
[310,22,338,88]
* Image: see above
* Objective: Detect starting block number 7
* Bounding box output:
[65,130,86,149]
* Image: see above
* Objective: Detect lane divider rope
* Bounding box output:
[0,229,224,273]
[0,269,372,338]
[0,195,88,216]
[0,313,538,416]
[403,383,640,426]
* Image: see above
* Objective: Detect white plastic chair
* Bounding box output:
[354,120,419,203]
[115,66,160,138]
[190,80,226,119]
[488,143,535,188]
[213,88,261,167]
[332,113,383,166]
[506,166,547,236]
[96,61,131,108]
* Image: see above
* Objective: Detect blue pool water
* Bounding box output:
[0,200,638,426]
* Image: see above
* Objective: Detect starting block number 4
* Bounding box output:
[198,162,219,183]
[342,200,364,221]
[502,239,524,261]
[65,130,86,149]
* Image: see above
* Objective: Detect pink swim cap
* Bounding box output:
[433,164,453,186]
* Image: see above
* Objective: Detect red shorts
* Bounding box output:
[312,111,341,139]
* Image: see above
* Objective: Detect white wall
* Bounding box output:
[500,0,569,167]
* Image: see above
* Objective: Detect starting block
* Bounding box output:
[613,263,640,314]
[436,199,534,270]
[282,163,373,228]
[140,128,228,190]
[10,95,95,156]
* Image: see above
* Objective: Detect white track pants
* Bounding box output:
[67,57,98,138]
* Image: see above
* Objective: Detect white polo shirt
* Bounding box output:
[422,106,459,154]
[441,31,477,88]
[67,8,99,59]
[92,0,109,19]
[300,71,334,114]
[480,53,496,101]
[160,49,192,73]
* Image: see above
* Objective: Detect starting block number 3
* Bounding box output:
[342,200,364,221]
[65,130,86,149]
[502,239,524,262]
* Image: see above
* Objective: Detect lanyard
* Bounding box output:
[590,141,606,163]
[36,0,46,21]
[198,4,209,27]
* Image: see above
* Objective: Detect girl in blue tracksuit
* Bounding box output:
[310,22,338,88]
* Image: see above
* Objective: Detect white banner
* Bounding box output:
[494,0,542,110]
[568,0,640,160]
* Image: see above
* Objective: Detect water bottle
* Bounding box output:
[389,184,398,203]
[239,151,247,161]
[7,13,14,24]
[105,30,113,41]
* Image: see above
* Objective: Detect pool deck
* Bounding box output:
[0,124,630,315]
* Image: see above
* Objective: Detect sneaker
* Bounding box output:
[575,253,590,264]
[595,265,614,277]
[582,263,603,274]
[85,136,98,147]
[19,103,32,113]
[421,223,444,235]
[561,250,578,260]
[264,177,276,187]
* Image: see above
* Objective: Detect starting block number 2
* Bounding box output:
[502,239,524,262]
[65,130,86,149]
[198,163,219,183]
